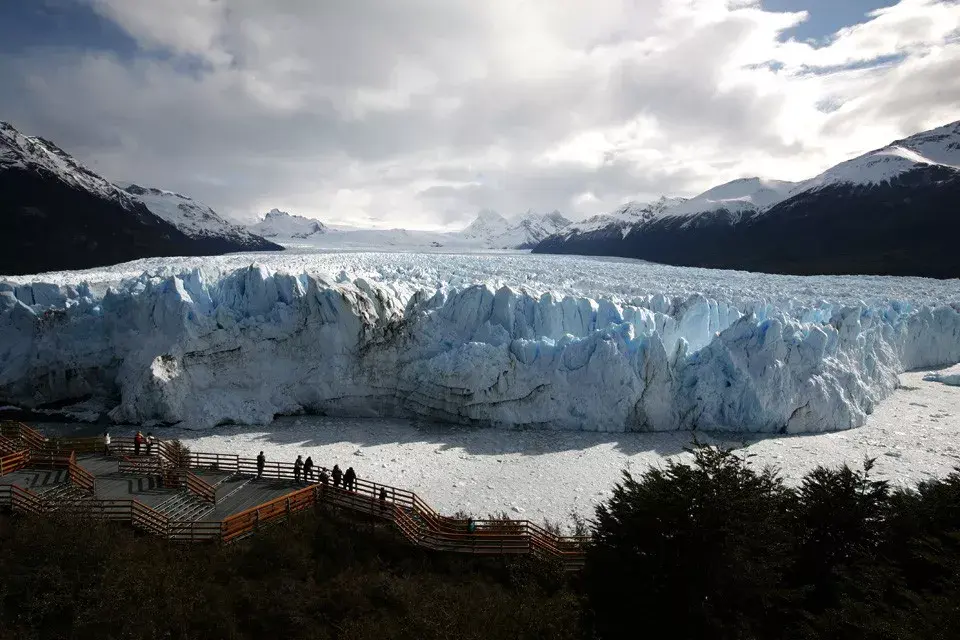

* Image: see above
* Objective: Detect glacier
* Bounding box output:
[2,253,959,432]
[924,364,960,387]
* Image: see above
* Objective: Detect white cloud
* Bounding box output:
[0,0,958,228]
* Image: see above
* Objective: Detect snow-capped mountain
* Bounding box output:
[536,120,960,278]
[251,207,573,250]
[791,120,960,194]
[460,208,512,241]
[1,122,123,200]
[119,182,274,249]
[0,120,281,276]
[667,177,796,218]
[250,208,327,239]
[458,209,572,248]
[568,197,687,235]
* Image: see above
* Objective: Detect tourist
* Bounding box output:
[319,468,329,486]
[344,466,356,491]
[145,432,155,456]
[103,431,111,456]
[332,464,342,488]
[256,451,265,479]
[294,455,303,484]
[134,431,145,456]
[379,487,387,512]
[467,517,477,534]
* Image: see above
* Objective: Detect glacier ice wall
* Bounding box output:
[1,265,959,432]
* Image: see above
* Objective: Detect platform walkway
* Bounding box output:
[0,421,588,570]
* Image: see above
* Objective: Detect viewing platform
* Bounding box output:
[0,422,587,569]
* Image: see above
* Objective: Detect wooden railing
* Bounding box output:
[21,450,72,470]
[0,483,44,515]
[221,485,316,543]
[118,455,164,476]
[2,423,591,568]
[45,436,103,455]
[4,447,96,494]
[0,434,20,455]
[0,421,48,451]
[131,500,169,536]
[174,450,589,566]
[168,521,222,542]
[67,451,96,494]
[187,451,240,474]
[0,449,30,477]
[181,469,216,504]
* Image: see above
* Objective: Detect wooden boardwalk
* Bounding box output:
[0,421,589,570]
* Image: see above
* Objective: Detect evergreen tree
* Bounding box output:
[584,444,798,640]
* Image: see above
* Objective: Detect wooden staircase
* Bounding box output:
[155,492,214,522]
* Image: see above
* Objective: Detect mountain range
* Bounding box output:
[0,121,281,276]
[245,206,572,250]
[534,121,960,278]
[3,117,959,278]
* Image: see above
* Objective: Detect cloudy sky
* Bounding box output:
[1,0,958,229]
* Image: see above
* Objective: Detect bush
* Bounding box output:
[585,444,797,640]
[583,444,960,640]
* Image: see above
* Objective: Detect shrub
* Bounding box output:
[584,444,797,640]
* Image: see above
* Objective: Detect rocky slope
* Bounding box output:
[0,121,281,276]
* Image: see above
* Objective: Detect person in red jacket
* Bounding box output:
[134,431,145,456]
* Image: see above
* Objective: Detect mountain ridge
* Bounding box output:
[534,119,960,278]
[0,121,281,276]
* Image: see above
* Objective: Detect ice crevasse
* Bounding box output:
[1,265,959,432]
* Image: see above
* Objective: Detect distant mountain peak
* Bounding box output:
[249,208,326,239]
[459,207,572,248]
[475,208,508,222]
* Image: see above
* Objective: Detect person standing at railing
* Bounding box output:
[379,487,387,512]
[294,455,303,484]
[332,464,342,488]
[256,451,266,479]
[103,431,111,456]
[344,466,356,491]
[134,431,145,456]
[304,456,315,483]
[319,468,329,487]
[146,432,155,456]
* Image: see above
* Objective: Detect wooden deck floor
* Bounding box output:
[8,453,315,523]
[200,477,308,522]
[0,468,67,490]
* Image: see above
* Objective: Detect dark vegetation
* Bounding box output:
[585,445,960,640]
[0,507,580,640]
[3,443,960,639]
